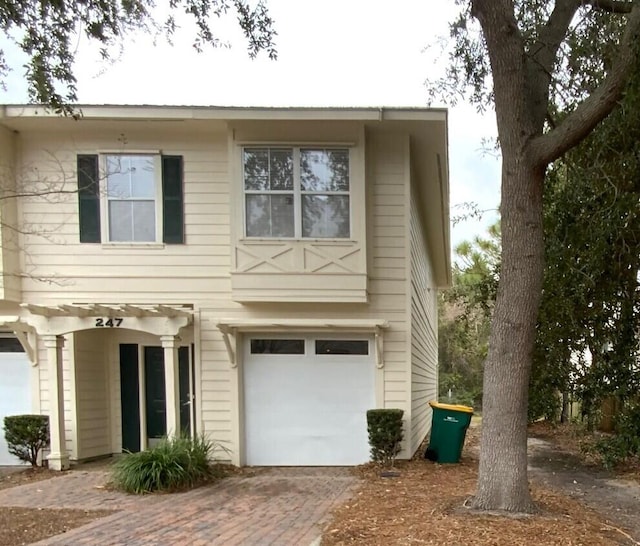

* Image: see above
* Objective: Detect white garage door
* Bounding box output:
[0,336,32,466]
[244,335,375,466]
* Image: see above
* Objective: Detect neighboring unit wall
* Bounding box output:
[409,173,439,455]
[0,125,21,301]
[73,330,110,460]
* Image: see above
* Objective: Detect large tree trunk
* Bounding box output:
[471,155,545,513]
[466,0,640,515]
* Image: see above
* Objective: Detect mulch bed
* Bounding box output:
[0,506,113,546]
[0,467,114,545]
[0,467,61,491]
[322,425,637,546]
[323,458,631,546]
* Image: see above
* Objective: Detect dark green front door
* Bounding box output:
[120,344,194,448]
[119,344,141,453]
[144,346,167,439]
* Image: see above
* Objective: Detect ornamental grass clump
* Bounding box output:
[111,434,224,494]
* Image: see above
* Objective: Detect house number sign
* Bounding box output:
[95,318,124,327]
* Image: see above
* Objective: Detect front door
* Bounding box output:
[144,347,166,442]
[119,344,195,452]
[119,344,141,453]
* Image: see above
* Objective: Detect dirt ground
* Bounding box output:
[527,422,640,543]
[0,465,114,545]
[323,423,640,546]
[1,426,639,545]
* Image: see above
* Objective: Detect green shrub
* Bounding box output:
[3,414,50,467]
[366,409,404,467]
[585,402,640,469]
[111,434,225,494]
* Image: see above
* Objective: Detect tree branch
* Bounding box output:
[582,0,634,13]
[529,3,640,167]
[531,0,582,77]
[471,0,534,137]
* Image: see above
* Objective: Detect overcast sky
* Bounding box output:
[0,0,500,249]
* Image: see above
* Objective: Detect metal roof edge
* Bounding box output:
[0,104,448,122]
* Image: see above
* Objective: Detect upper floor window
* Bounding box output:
[106,155,158,242]
[77,154,184,245]
[243,147,350,239]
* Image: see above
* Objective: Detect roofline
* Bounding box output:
[0,104,447,123]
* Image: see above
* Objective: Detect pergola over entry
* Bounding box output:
[15,303,194,471]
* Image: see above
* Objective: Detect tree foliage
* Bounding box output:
[439,224,499,408]
[531,50,640,423]
[0,0,277,115]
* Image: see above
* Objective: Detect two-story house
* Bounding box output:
[0,105,450,470]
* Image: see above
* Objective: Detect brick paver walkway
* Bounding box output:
[0,466,358,545]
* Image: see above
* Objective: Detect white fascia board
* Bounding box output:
[1,104,447,123]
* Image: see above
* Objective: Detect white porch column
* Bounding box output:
[42,335,70,470]
[161,335,181,437]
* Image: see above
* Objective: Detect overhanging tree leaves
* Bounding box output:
[533,60,640,425]
[439,224,500,408]
[0,0,277,115]
[436,0,640,513]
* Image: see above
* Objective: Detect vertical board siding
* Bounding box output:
[409,174,439,455]
[74,330,110,459]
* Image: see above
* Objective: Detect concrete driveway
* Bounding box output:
[0,466,358,545]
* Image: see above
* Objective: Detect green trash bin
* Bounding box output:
[425,401,473,463]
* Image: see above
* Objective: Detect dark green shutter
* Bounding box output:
[77,155,101,243]
[162,155,184,244]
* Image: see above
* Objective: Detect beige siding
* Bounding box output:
[367,130,412,455]
[14,120,438,462]
[74,330,110,459]
[409,172,439,455]
[17,124,230,289]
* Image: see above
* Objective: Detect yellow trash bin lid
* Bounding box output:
[429,400,473,413]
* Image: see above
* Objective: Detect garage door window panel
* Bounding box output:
[250,339,305,354]
[0,336,26,352]
[315,340,369,355]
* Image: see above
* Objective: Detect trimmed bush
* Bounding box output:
[3,414,50,467]
[367,409,404,467]
[111,434,225,494]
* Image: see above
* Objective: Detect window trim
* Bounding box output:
[242,146,352,240]
[100,153,164,244]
